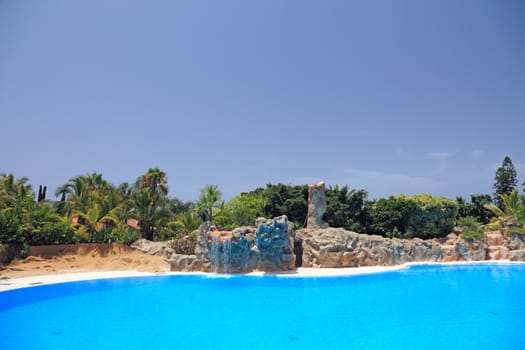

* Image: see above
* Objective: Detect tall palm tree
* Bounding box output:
[195,184,223,224]
[139,168,168,197]
[54,176,91,216]
[131,190,171,240]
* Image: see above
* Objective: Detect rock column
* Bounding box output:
[307,182,329,229]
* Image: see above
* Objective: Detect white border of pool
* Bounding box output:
[2,260,524,292]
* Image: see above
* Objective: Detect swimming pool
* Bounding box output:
[1,263,524,350]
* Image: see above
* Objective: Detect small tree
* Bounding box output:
[493,156,518,209]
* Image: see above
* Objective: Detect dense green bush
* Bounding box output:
[405,194,458,239]
[456,194,493,224]
[324,186,370,232]
[369,196,417,238]
[0,209,25,244]
[25,204,77,245]
[262,184,308,225]
[369,194,458,239]
[228,192,266,226]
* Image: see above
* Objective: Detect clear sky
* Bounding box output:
[1,0,524,201]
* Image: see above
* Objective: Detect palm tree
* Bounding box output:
[139,168,168,197]
[172,211,202,234]
[195,184,223,224]
[484,190,525,232]
[0,173,32,205]
[54,176,91,216]
[131,190,171,240]
[72,203,119,242]
[485,190,522,219]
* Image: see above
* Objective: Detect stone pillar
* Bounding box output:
[306,181,329,229]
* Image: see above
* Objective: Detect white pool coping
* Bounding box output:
[1,260,524,292]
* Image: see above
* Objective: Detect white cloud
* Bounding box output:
[426,151,453,171]
[427,151,453,161]
[471,149,484,158]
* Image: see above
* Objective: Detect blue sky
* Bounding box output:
[1,0,524,201]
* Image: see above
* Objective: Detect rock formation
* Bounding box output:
[297,228,441,267]
[132,218,525,272]
[132,238,203,272]
[255,216,296,271]
[296,227,525,267]
[306,182,328,229]
[152,216,297,273]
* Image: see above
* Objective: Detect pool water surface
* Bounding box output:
[1,263,524,350]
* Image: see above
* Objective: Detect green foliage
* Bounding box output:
[212,205,235,229]
[485,190,522,219]
[493,156,518,208]
[0,208,25,244]
[260,184,308,225]
[228,192,266,226]
[4,168,518,247]
[194,184,224,223]
[456,194,493,224]
[324,185,369,232]
[369,194,458,239]
[26,205,77,245]
[404,194,458,239]
[110,223,141,244]
[457,216,485,239]
[483,190,525,233]
[369,196,417,237]
[0,173,34,244]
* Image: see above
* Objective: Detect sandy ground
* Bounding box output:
[0,244,169,280]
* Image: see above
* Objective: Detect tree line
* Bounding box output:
[0,157,524,247]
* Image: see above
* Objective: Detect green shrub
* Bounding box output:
[457,216,485,239]
[228,192,266,226]
[369,194,458,239]
[369,196,417,237]
[324,186,369,232]
[405,194,458,239]
[0,209,25,244]
[260,184,308,225]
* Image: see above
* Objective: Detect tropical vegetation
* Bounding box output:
[1,156,524,247]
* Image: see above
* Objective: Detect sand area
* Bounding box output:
[0,243,169,280]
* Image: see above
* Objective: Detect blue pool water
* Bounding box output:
[1,263,525,350]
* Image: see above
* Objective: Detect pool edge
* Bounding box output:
[2,260,525,292]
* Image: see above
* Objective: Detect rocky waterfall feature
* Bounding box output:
[132,183,525,272]
[184,215,296,273]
